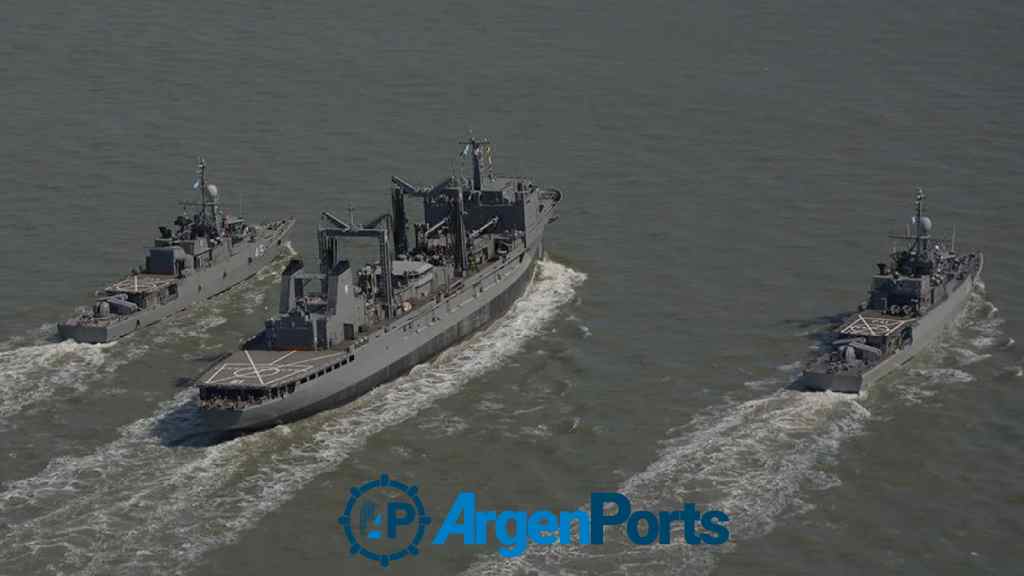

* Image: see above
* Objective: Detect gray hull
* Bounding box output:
[790,254,983,393]
[58,221,294,343]
[200,241,542,433]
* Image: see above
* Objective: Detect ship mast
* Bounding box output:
[887,189,936,277]
[188,156,222,235]
[913,188,928,256]
[196,157,209,228]
[455,138,488,275]
[460,137,489,191]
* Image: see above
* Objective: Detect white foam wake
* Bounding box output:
[0,337,143,420]
[464,391,870,576]
[0,259,585,576]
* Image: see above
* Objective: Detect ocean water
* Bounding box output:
[1,1,1022,574]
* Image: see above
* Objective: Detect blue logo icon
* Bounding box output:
[338,473,431,567]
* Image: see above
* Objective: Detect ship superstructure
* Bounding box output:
[58,159,294,343]
[197,140,561,433]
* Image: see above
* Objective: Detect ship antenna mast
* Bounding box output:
[914,188,927,256]
[195,156,209,227]
[459,136,489,191]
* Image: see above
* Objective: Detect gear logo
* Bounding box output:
[338,474,431,567]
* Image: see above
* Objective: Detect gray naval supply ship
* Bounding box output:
[790,191,983,393]
[58,159,294,343]
[196,139,562,433]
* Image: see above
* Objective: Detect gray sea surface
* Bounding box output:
[1,1,1022,574]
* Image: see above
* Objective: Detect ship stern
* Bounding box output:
[57,320,114,344]
[787,371,863,394]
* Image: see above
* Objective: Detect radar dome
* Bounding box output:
[913,215,932,233]
[206,184,219,200]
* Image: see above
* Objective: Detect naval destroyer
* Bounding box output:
[196,139,562,433]
[58,159,294,343]
[790,191,982,393]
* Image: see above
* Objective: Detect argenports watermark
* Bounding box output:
[339,473,730,567]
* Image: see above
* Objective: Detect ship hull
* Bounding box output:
[200,241,543,434]
[790,253,983,393]
[57,220,294,343]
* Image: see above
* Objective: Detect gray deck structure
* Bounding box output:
[790,191,983,393]
[58,159,294,343]
[196,139,562,433]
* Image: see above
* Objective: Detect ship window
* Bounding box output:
[318,369,325,376]
[334,362,341,369]
[326,366,332,373]
[287,384,295,393]
[300,376,308,383]
[349,355,355,361]
[341,358,347,365]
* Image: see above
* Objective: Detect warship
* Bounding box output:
[58,159,294,343]
[196,139,562,433]
[790,191,983,393]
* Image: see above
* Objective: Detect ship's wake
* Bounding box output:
[463,382,869,576]
[0,259,585,576]
[0,329,143,421]
[889,289,1009,405]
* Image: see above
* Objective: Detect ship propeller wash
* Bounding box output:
[58,159,295,343]
[196,139,562,433]
[789,191,983,393]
